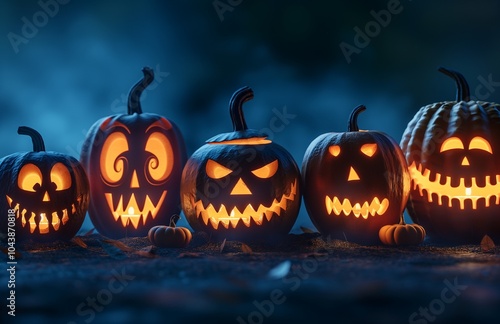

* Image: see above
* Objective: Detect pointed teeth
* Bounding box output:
[105,191,167,229]
[52,212,60,231]
[191,180,298,230]
[325,196,390,217]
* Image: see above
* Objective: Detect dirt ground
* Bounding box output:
[2,231,500,324]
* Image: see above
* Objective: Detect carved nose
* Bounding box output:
[461,156,470,166]
[130,171,140,188]
[348,167,360,181]
[43,191,50,202]
[231,178,252,195]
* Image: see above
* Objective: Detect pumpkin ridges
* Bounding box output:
[401,68,500,243]
[148,215,192,248]
[378,214,426,246]
[80,68,187,239]
[0,127,89,242]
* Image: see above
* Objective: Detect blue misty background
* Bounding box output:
[1,0,500,233]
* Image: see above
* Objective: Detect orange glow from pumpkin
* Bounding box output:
[329,145,341,157]
[145,132,174,182]
[104,191,167,228]
[206,160,233,179]
[100,132,129,183]
[440,137,464,152]
[6,195,76,234]
[469,136,492,153]
[18,164,42,192]
[190,180,298,229]
[325,196,389,219]
[347,167,360,181]
[230,178,252,195]
[408,161,500,209]
[208,137,271,145]
[251,160,278,178]
[50,162,72,191]
[360,143,377,157]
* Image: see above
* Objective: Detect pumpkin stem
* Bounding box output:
[348,105,366,132]
[127,67,154,115]
[438,67,471,101]
[169,214,180,228]
[229,86,254,131]
[18,126,45,152]
[399,214,406,226]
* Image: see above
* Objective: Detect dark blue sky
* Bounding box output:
[2,0,500,231]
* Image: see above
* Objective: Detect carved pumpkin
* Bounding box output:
[400,67,500,243]
[0,127,89,242]
[80,67,187,238]
[181,86,301,242]
[148,214,192,248]
[302,105,410,244]
[379,216,426,246]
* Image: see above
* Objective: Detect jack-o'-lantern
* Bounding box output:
[181,86,301,242]
[302,105,410,244]
[80,67,187,238]
[0,127,89,242]
[401,67,500,243]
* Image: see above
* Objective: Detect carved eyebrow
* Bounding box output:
[100,119,131,134]
[146,118,173,133]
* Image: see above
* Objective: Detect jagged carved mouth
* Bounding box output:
[325,196,389,219]
[192,180,297,230]
[6,195,81,234]
[104,191,167,229]
[408,161,500,209]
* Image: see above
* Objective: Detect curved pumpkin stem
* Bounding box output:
[438,67,471,102]
[398,214,406,226]
[229,86,254,131]
[348,105,366,132]
[128,67,154,115]
[18,126,45,152]
[169,214,180,228]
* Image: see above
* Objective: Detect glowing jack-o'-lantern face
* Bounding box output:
[0,127,89,242]
[80,67,187,238]
[302,105,410,245]
[401,67,500,243]
[325,143,390,218]
[181,87,301,242]
[409,136,498,210]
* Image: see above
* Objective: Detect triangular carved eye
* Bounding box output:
[206,160,233,179]
[251,160,278,179]
[360,143,377,157]
[469,136,492,153]
[440,137,464,152]
[329,145,341,157]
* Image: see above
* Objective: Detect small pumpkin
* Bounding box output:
[302,105,410,245]
[80,67,187,239]
[0,127,89,242]
[400,67,500,243]
[148,214,192,248]
[180,86,301,242]
[379,216,426,246]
